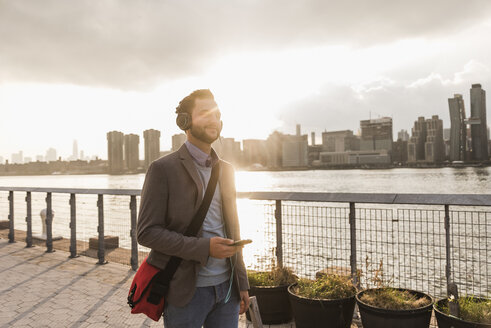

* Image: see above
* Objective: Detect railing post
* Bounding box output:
[45,192,54,252]
[274,200,283,268]
[444,204,452,287]
[130,195,138,270]
[349,202,358,287]
[97,194,106,264]
[69,193,77,258]
[25,192,33,247]
[8,191,14,243]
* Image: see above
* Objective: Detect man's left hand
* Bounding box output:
[239,290,250,314]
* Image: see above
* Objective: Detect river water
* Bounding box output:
[0,167,490,297]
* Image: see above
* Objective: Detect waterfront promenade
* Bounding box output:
[0,238,301,328]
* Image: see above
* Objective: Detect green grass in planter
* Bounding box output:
[293,274,356,300]
[438,297,491,324]
[247,267,297,287]
[359,288,431,310]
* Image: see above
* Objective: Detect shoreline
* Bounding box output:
[0,162,490,177]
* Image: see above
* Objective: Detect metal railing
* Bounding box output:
[0,187,490,298]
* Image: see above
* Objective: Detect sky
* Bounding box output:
[1,0,491,161]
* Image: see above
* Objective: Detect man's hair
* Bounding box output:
[175,89,214,115]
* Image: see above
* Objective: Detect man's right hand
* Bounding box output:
[209,237,241,259]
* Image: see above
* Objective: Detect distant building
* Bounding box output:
[72,140,79,161]
[360,117,393,151]
[0,156,3,164]
[213,137,241,165]
[46,148,57,162]
[392,140,408,163]
[265,131,283,168]
[35,155,44,162]
[311,132,316,146]
[322,130,359,152]
[282,134,308,167]
[448,94,467,162]
[425,115,445,163]
[308,145,323,166]
[172,134,187,152]
[144,129,161,168]
[243,139,268,167]
[443,128,451,141]
[107,131,124,174]
[24,157,32,163]
[11,151,23,164]
[319,150,390,165]
[469,84,488,161]
[408,117,427,162]
[397,129,409,142]
[124,134,140,171]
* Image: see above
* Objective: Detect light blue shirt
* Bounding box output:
[185,141,231,287]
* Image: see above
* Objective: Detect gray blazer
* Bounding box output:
[137,144,249,307]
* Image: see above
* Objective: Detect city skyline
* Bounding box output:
[1,1,491,160]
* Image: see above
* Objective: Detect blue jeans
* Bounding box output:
[163,280,240,328]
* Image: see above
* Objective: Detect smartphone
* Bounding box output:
[229,239,252,247]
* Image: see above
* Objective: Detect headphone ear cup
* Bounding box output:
[176,113,192,130]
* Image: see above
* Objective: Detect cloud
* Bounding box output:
[1,0,491,89]
[279,61,491,137]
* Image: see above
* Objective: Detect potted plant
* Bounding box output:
[288,273,357,328]
[355,259,433,328]
[434,295,491,327]
[247,266,298,324]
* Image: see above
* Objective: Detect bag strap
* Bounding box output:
[145,161,221,305]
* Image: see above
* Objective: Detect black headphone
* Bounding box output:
[176,111,224,133]
[176,112,192,131]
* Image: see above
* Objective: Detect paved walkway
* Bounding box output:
[0,238,295,328]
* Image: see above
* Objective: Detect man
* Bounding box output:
[137,89,249,327]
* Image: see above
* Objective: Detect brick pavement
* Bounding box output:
[0,238,295,328]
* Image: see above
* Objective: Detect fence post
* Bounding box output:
[97,194,106,264]
[130,195,138,270]
[46,192,54,252]
[69,193,77,258]
[444,204,452,287]
[8,191,14,243]
[25,192,33,247]
[349,202,358,287]
[275,200,283,268]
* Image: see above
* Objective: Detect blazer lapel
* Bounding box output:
[178,145,204,210]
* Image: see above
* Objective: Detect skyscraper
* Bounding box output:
[144,129,161,168]
[124,134,140,171]
[408,117,427,162]
[469,84,488,161]
[11,151,23,164]
[282,125,308,167]
[242,139,268,166]
[172,133,187,152]
[107,131,124,174]
[425,115,444,163]
[322,130,358,152]
[72,140,79,160]
[360,117,393,151]
[397,130,409,142]
[46,148,57,162]
[448,94,467,162]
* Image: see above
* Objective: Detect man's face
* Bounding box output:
[189,97,222,145]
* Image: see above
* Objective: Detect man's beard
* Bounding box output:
[190,125,220,144]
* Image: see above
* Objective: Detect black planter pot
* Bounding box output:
[434,298,491,328]
[246,284,292,324]
[355,288,433,328]
[287,284,356,328]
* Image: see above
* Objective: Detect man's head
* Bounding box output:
[176,89,222,145]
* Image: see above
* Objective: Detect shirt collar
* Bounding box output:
[185,140,218,167]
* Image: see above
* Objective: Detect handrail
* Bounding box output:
[0,187,490,206]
